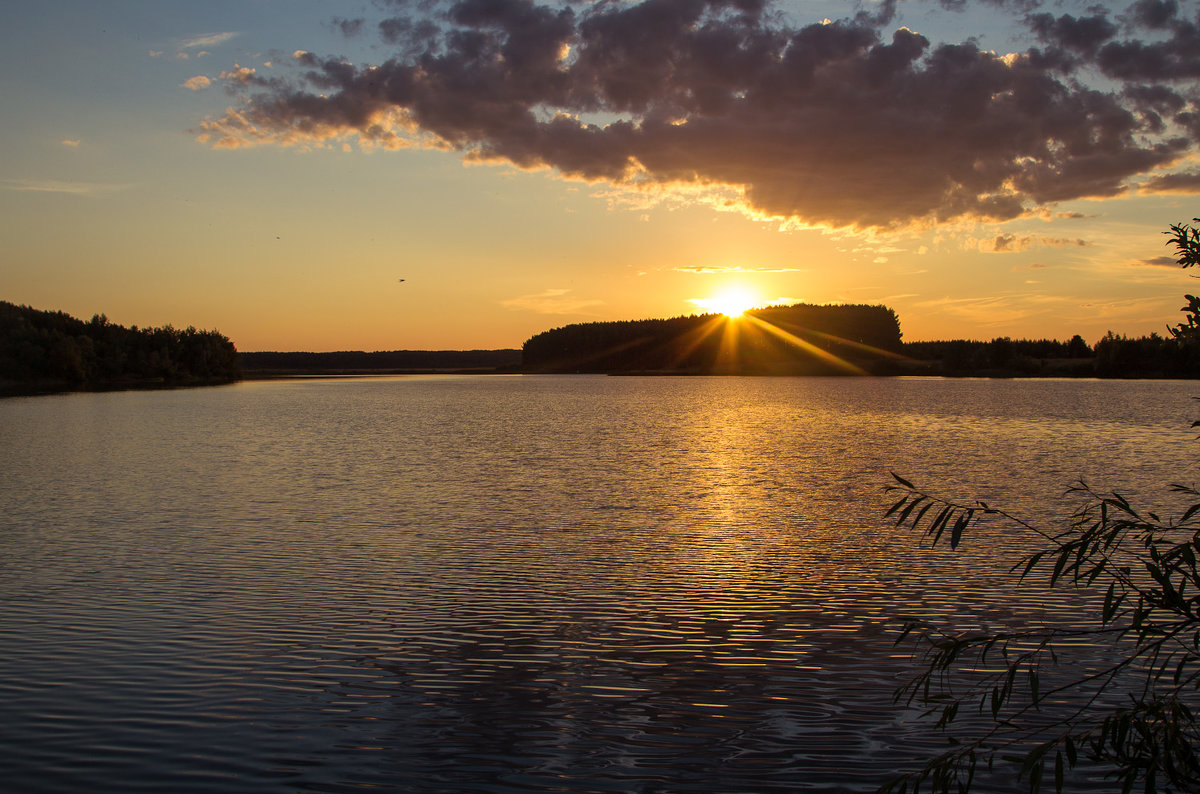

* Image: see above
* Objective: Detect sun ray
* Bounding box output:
[663,315,727,371]
[742,315,868,375]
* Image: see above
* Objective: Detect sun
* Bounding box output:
[702,288,757,318]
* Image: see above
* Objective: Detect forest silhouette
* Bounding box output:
[7,296,1200,394]
[0,301,240,394]
[522,303,905,375]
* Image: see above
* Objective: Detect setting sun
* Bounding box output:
[692,288,758,318]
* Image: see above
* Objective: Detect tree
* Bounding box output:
[882,220,1200,793]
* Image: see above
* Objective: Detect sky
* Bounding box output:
[2,0,1199,352]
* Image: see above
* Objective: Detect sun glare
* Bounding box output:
[701,288,757,318]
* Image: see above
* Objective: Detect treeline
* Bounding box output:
[1,301,240,393]
[241,349,522,373]
[522,303,904,374]
[905,332,1200,378]
[904,335,1095,376]
[1093,331,1200,378]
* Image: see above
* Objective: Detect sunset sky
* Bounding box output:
[3,0,1199,352]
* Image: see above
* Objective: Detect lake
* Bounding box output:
[1,375,1196,792]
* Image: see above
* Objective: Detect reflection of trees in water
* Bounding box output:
[343,596,960,791]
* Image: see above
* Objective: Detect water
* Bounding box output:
[1,375,1196,792]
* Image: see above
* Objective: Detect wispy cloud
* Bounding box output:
[501,288,603,315]
[1133,255,1184,268]
[0,179,132,196]
[180,32,238,50]
[60,139,80,148]
[674,265,805,274]
[911,294,1051,328]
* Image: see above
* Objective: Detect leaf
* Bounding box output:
[896,496,925,526]
[1064,736,1077,766]
[1103,582,1119,623]
[950,510,973,550]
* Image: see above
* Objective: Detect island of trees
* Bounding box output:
[0,301,240,395]
[521,300,1200,378]
[523,303,905,375]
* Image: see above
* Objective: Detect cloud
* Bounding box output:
[983,234,1089,252]
[674,265,805,274]
[180,32,238,50]
[333,17,366,37]
[912,294,1041,327]
[0,179,131,196]
[180,75,213,91]
[197,0,1199,230]
[501,288,603,314]
[1134,255,1185,268]
[60,138,80,147]
[1140,169,1200,193]
[219,65,256,85]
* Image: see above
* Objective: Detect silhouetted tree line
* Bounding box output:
[0,301,240,392]
[904,335,1095,376]
[1089,332,1200,378]
[905,300,1200,378]
[240,349,522,372]
[1087,292,1200,378]
[522,303,903,374]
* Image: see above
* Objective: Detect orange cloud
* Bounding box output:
[180,75,212,91]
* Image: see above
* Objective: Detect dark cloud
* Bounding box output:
[1027,11,1118,55]
[201,0,1200,230]
[940,0,1046,10]
[987,234,1089,252]
[332,17,366,37]
[1124,82,1187,131]
[1094,0,1200,80]
[1125,0,1179,29]
[1137,254,1187,266]
[1141,169,1200,192]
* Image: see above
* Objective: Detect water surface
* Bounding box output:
[1,375,1196,792]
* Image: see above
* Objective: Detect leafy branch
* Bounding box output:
[881,475,1200,793]
[881,219,1200,793]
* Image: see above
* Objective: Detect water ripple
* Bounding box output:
[2,376,1196,792]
